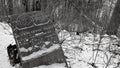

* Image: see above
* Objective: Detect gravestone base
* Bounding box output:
[22,48,65,68]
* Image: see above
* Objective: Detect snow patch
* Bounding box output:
[0,22,15,68]
[22,44,60,61]
[34,63,66,68]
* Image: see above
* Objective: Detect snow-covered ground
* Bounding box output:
[0,22,120,68]
[59,30,120,68]
[0,22,15,68]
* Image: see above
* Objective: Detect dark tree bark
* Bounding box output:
[22,0,29,12]
[106,0,120,35]
[8,0,13,15]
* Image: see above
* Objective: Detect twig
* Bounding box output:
[94,35,102,63]
[88,63,98,68]
[105,55,113,68]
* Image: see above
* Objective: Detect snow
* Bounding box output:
[58,30,70,41]
[22,44,60,61]
[19,47,28,52]
[0,22,15,68]
[58,30,120,68]
[0,22,120,68]
[44,41,50,45]
[34,63,66,68]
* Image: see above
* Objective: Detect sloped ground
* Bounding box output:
[0,22,120,68]
[0,22,15,68]
[59,30,120,68]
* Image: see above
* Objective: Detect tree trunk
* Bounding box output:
[106,0,120,35]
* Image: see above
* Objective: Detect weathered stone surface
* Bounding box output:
[9,11,66,68]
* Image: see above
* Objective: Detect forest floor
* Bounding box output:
[0,22,120,68]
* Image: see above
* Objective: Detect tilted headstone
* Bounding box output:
[9,11,67,68]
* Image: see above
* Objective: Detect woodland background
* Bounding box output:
[0,0,119,36]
